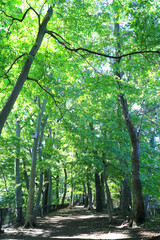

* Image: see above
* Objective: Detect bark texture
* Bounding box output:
[119,95,146,224]
[15,119,23,223]
[36,114,48,208]
[56,174,59,204]
[95,169,103,212]
[83,183,88,208]
[101,173,106,209]
[24,99,47,227]
[61,168,67,205]
[22,159,29,192]
[87,177,93,209]
[114,16,145,224]
[120,178,132,212]
[103,158,113,222]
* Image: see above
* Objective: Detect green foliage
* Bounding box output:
[145,214,160,228]
[0,0,160,216]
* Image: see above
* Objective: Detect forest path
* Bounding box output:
[0,206,160,240]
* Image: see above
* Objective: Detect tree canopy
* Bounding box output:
[0,0,160,226]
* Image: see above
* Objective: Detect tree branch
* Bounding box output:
[1,5,41,27]
[46,30,160,59]
[141,104,160,115]
[149,120,160,128]
[117,0,124,7]
[26,1,40,26]
[46,30,71,46]
[0,7,32,23]
[5,53,28,75]
[27,78,64,120]
[0,53,27,88]
[137,104,160,134]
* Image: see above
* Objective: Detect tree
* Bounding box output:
[61,168,67,205]
[119,95,146,224]
[15,117,23,224]
[0,6,53,134]
[24,98,47,227]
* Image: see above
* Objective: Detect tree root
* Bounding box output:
[24,215,37,228]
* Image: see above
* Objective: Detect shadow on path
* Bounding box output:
[0,206,160,239]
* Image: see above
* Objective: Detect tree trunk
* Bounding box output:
[43,171,49,207]
[47,170,52,207]
[119,95,146,224]
[114,15,146,224]
[117,103,132,212]
[15,119,23,224]
[103,157,113,222]
[36,114,48,212]
[61,168,67,205]
[87,178,92,209]
[56,174,59,204]
[101,173,106,209]
[24,116,41,227]
[120,178,132,212]
[42,170,52,214]
[144,130,156,216]
[35,172,43,216]
[83,183,88,208]
[36,172,43,208]
[24,99,47,228]
[71,186,74,207]
[0,7,53,134]
[22,159,29,192]
[95,169,103,212]
[46,127,52,208]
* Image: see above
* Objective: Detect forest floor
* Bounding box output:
[0,206,160,240]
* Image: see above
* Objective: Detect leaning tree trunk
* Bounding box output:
[0,6,53,135]
[15,118,23,224]
[117,95,132,212]
[114,15,146,224]
[119,95,146,224]
[24,115,41,227]
[24,99,47,227]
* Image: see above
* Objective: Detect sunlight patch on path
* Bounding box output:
[52,232,133,239]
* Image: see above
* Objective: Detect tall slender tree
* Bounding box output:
[25,98,47,227]
[114,18,146,223]
[0,6,53,134]
[15,117,22,224]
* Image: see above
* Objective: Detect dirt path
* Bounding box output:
[0,206,160,239]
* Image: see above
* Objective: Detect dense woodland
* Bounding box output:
[0,0,160,228]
